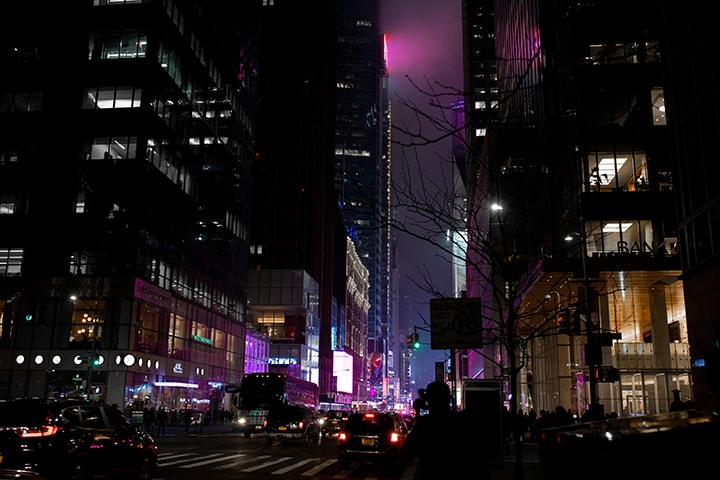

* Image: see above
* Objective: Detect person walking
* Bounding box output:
[143,407,156,435]
[156,407,167,436]
[183,408,192,435]
[401,381,490,480]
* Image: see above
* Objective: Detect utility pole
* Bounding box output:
[578,224,603,419]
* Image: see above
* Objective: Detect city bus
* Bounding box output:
[229,373,319,438]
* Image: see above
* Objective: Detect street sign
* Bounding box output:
[435,362,445,382]
[429,298,483,349]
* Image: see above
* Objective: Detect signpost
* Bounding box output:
[429,298,483,349]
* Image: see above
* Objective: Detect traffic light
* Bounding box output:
[406,334,414,349]
[412,332,421,349]
[92,354,101,367]
[555,308,570,333]
[570,310,582,335]
[556,308,581,335]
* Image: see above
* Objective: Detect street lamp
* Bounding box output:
[545,291,561,311]
[70,295,103,397]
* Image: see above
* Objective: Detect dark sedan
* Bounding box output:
[337,411,409,469]
[320,409,350,437]
[0,398,157,480]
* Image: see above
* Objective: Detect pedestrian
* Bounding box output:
[401,381,489,480]
[156,407,167,436]
[183,408,192,435]
[143,407,156,435]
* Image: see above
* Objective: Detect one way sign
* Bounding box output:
[429,297,483,349]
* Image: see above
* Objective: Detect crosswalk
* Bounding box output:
[157,451,416,478]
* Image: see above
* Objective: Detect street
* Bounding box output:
[151,426,412,480]
[148,424,542,480]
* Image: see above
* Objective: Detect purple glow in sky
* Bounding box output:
[382,0,463,391]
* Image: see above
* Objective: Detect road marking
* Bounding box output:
[157,452,194,461]
[401,463,416,480]
[180,453,248,468]
[241,456,292,472]
[213,454,271,470]
[301,458,337,476]
[272,457,318,474]
[159,453,223,466]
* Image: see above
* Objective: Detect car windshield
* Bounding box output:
[268,406,302,422]
[0,402,53,427]
[326,410,347,419]
[345,413,393,434]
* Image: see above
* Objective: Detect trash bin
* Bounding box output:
[538,409,720,479]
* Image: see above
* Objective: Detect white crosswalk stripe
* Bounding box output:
[302,458,338,476]
[180,453,248,468]
[213,454,271,470]
[158,452,224,467]
[271,457,319,474]
[240,456,293,472]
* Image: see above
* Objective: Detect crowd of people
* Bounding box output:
[137,406,236,435]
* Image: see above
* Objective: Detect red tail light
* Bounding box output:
[389,432,400,443]
[299,421,305,429]
[338,432,348,442]
[20,425,59,438]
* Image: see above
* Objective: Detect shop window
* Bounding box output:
[69,299,104,348]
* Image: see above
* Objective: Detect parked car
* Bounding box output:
[263,404,320,445]
[320,409,350,437]
[0,398,158,480]
[337,411,409,469]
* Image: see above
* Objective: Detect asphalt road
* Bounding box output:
[151,426,412,480]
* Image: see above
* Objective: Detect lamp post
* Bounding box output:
[70,295,102,397]
[545,291,561,312]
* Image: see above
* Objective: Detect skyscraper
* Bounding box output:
[0,1,259,411]
[335,0,393,405]
[463,0,689,416]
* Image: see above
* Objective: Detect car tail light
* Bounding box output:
[389,432,400,443]
[364,412,375,419]
[338,432,348,442]
[299,421,305,429]
[20,425,59,438]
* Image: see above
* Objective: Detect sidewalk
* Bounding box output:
[491,442,543,480]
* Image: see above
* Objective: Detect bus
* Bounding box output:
[229,373,319,438]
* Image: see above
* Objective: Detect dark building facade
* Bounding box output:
[661,2,720,413]
[0,0,259,413]
[335,0,393,405]
[249,0,339,400]
[462,0,690,416]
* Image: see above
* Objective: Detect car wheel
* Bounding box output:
[338,459,350,470]
[244,432,252,438]
[265,436,273,446]
[135,451,158,480]
[68,456,93,480]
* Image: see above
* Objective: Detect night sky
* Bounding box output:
[382,0,463,392]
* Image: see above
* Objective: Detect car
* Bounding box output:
[263,404,320,445]
[320,409,350,437]
[337,411,409,469]
[0,398,158,480]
